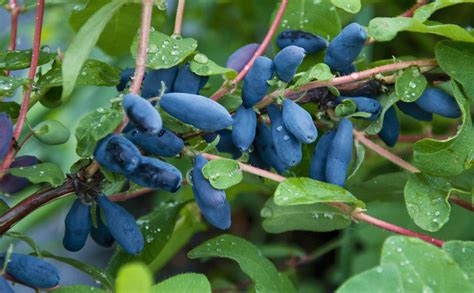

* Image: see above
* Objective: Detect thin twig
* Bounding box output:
[210,0,288,101]
[449,196,474,212]
[5,0,19,76]
[173,0,186,35]
[401,0,430,17]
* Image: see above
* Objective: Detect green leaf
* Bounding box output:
[69,1,166,57]
[366,93,400,135]
[0,76,29,97]
[413,82,474,177]
[52,286,106,293]
[0,49,56,70]
[368,17,474,42]
[0,102,20,119]
[9,162,64,187]
[404,174,451,232]
[0,199,9,215]
[116,263,152,293]
[202,158,243,190]
[330,0,361,13]
[75,106,124,157]
[62,0,126,98]
[292,63,334,89]
[347,141,365,180]
[274,177,364,207]
[435,40,474,99]
[381,236,474,292]
[39,87,63,108]
[190,53,237,79]
[348,172,409,202]
[151,273,211,293]
[444,241,474,285]
[261,198,351,233]
[132,30,197,70]
[260,244,305,259]
[5,231,42,257]
[40,250,114,291]
[188,234,296,293]
[335,99,369,119]
[413,0,474,22]
[107,200,183,277]
[33,120,70,145]
[395,66,428,102]
[336,264,403,293]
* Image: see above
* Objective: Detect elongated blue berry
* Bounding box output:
[0,253,59,289]
[126,156,182,192]
[191,155,231,229]
[396,101,433,121]
[116,68,135,91]
[174,63,209,94]
[94,134,141,175]
[415,88,461,118]
[242,56,273,108]
[248,146,270,170]
[226,43,260,72]
[0,276,13,293]
[339,64,356,75]
[97,196,144,255]
[326,118,353,186]
[141,67,178,98]
[254,123,289,173]
[0,113,13,161]
[309,130,336,182]
[123,93,162,134]
[335,96,381,120]
[325,23,367,72]
[282,99,318,143]
[91,207,114,248]
[126,128,184,157]
[0,155,38,194]
[267,104,302,167]
[232,105,257,151]
[63,199,92,252]
[274,45,306,82]
[276,30,327,53]
[203,130,241,159]
[160,93,233,131]
[378,106,399,147]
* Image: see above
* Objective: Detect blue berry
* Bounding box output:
[335,96,381,120]
[226,43,260,72]
[125,156,182,192]
[203,130,241,159]
[141,67,178,98]
[0,276,13,293]
[276,30,327,53]
[396,101,433,122]
[415,88,461,118]
[378,106,399,147]
[0,156,38,194]
[173,63,209,94]
[326,118,353,186]
[254,122,289,174]
[309,130,336,182]
[273,45,306,82]
[116,67,135,92]
[232,105,257,151]
[282,99,318,143]
[325,23,367,72]
[123,93,162,134]
[63,199,92,252]
[90,207,115,248]
[242,56,273,108]
[94,134,141,175]
[0,113,13,161]
[126,128,184,157]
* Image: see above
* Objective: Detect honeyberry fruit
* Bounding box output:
[0,155,38,194]
[325,23,367,72]
[226,43,260,72]
[160,92,233,131]
[378,106,399,147]
[126,128,184,157]
[94,134,141,175]
[276,30,327,54]
[123,93,162,134]
[0,112,13,161]
[141,67,178,98]
[203,130,242,159]
[0,253,60,289]
[63,199,92,252]
[396,101,433,122]
[242,56,273,108]
[232,105,257,151]
[0,276,13,293]
[282,99,318,143]
[173,63,209,94]
[191,155,231,230]
[254,122,289,174]
[267,104,302,167]
[335,96,381,120]
[125,156,182,192]
[97,195,144,255]
[415,87,461,118]
[309,130,336,182]
[326,118,353,186]
[116,67,135,92]
[90,207,115,248]
[273,45,306,82]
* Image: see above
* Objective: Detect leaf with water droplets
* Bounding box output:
[274,177,364,208]
[0,49,56,71]
[337,264,403,293]
[331,0,361,14]
[131,30,197,70]
[365,93,400,135]
[9,162,64,187]
[202,158,243,190]
[0,76,29,97]
[395,66,427,102]
[190,53,237,79]
[292,63,334,89]
[381,236,474,292]
[261,198,351,233]
[151,273,211,293]
[188,234,296,293]
[444,241,474,286]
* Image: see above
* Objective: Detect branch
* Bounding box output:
[210,0,288,101]
[5,0,19,75]
[173,0,186,35]
[401,0,430,18]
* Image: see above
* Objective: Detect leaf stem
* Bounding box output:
[173,0,186,35]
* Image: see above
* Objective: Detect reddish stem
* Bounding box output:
[5,0,19,76]
[173,0,186,35]
[401,0,430,18]
[449,196,474,212]
[210,0,288,101]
